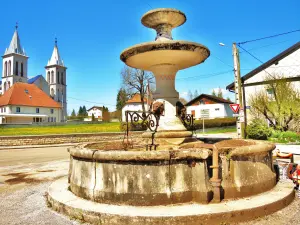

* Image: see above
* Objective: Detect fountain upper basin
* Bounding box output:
[120,40,210,71]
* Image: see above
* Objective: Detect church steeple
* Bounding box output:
[2,24,28,94]
[4,23,26,56]
[45,38,67,122]
[47,38,64,66]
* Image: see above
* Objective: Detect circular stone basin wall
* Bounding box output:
[68,140,276,206]
[68,145,213,206]
[216,140,277,199]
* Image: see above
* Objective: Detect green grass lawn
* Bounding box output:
[0,122,122,136]
[195,126,236,134]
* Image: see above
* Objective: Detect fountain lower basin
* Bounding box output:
[67,140,276,206]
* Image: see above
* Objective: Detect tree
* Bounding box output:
[116,88,128,111]
[102,105,110,122]
[249,74,300,131]
[121,66,154,114]
[193,90,199,99]
[179,97,188,105]
[212,89,217,96]
[188,90,193,101]
[71,109,76,117]
[217,87,223,98]
[91,113,95,121]
[226,97,232,102]
[82,106,88,117]
[78,106,83,116]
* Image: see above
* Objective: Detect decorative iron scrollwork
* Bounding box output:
[180,113,195,133]
[124,110,160,151]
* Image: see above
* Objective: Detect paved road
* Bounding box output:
[0,146,70,167]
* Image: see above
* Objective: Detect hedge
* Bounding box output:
[194,117,236,130]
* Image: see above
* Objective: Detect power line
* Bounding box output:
[240,40,291,53]
[177,70,233,81]
[237,44,274,78]
[210,55,233,68]
[68,96,116,106]
[238,29,300,45]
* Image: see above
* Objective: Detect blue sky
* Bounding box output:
[0,0,299,113]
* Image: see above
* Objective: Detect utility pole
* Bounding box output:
[232,43,245,139]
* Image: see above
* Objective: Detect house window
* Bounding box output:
[4,61,7,77]
[15,61,19,75]
[266,88,274,99]
[54,117,56,122]
[215,108,220,111]
[61,72,64,84]
[50,109,54,114]
[3,107,6,113]
[21,63,24,77]
[51,71,54,84]
[16,107,20,113]
[200,100,205,105]
[57,72,60,84]
[8,61,11,76]
[36,108,40,113]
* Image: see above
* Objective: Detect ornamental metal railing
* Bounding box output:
[124,110,160,151]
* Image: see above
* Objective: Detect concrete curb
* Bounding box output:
[0,143,78,151]
[47,178,295,225]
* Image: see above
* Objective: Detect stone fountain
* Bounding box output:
[47,8,295,225]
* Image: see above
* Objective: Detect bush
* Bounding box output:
[193,117,236,130]
[246,119,272,140]
[269,130,300,143]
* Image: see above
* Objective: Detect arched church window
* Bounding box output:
[4,62,7,77]
[8,61,11,76]
[47,72,50,83]
[51,71,54,84]
[57,89,60,102]
[15,61,19,75]
[8,81,11,89]
[3,82,6,92]
[21,63,24,77]
[57,72,60,84]
[61,72,64,84]
[51,88,54,98]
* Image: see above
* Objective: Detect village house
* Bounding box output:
[122,93,150,121]
[185,94,234,119]
[85,106,103,121]
[0,83,61,124]
[226,41,300,124]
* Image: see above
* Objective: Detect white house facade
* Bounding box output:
[1,26,67,121]
[226,41,300,123]
[85,106,103,121]
[0,83,61,124]
[185,94,234,119]
[122,94,150,121]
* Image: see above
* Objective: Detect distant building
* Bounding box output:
[226,42,300,123]
[85,106,103,121]
[0,83,61,124]
[1,26,67,122]
[185,94,234,119]
[122,93,151,121]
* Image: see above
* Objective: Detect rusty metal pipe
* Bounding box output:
[210,144,221,203]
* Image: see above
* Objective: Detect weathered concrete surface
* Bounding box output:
[48,177,295,225]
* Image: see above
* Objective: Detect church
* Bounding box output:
[0,25,67,124]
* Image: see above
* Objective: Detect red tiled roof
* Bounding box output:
[0,83,61,108]
[126,93,150,104]
[185,94,233,106]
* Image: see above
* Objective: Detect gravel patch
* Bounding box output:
[0,181,90,225]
